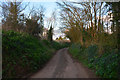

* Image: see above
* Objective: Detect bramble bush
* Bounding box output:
[69,44,120,78]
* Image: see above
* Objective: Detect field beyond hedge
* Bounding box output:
[2,30,67,78]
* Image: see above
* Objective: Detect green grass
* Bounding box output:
[2,30,65,78]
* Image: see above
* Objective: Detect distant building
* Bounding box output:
[55,36,70,43]
[40,28,48,40]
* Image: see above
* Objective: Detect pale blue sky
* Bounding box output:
[0,1,64,39]
[23,2,57,18]
[24,2,64,39]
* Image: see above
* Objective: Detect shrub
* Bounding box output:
[51,41,62,50]
[86,45,98,62]
[69,43,120,78]
[61,42,71,48]
[2,30,55,78]
[69,44,87,65]
[93,50,119,78]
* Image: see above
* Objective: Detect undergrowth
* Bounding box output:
[2,30,66,78]
[69,43,120,78]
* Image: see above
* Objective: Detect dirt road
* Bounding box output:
[30,48,97,78]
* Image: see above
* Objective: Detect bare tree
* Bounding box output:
[25,5,45,38]
[57,1,110,47]
[1,0,28,31]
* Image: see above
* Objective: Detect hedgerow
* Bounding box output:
[69,44,120,78]
[2,30,63,78]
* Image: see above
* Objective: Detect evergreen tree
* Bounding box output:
[48,25,53,41]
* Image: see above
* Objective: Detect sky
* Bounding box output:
[0,0,116,39]
[0,1,65,40]
[24,2,64,40]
